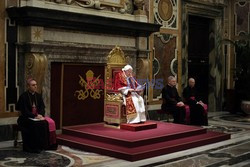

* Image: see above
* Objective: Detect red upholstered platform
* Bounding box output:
[120,121,157,131]
[57,121,230,161]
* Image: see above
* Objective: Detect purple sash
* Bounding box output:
[44,117,56,132]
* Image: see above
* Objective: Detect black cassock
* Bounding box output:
[183,86,208,126]
[161,85,186,124]
[16,91,50,153]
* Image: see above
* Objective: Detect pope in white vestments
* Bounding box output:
[114,65,146,124]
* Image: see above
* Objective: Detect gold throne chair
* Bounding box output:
[104,46,127,125]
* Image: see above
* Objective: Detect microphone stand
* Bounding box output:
[145,79,150,120]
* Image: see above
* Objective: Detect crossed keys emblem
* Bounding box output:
[74,70,102,101]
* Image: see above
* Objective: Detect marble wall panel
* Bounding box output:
[208,18,224,112]
[153,34,177,98]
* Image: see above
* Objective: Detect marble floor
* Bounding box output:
[1,111,250,167]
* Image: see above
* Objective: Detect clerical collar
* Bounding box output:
[167,84,174,87]
[28,91,35,95]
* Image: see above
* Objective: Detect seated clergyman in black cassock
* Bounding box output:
[16,78,57,153]
[161,76,186,124]
[183,78,208,126]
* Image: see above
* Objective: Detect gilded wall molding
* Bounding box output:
[25,53,48,93]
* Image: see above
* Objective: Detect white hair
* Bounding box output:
[168,76,176,82]
[189,78,195,82]
[122,64,133,71]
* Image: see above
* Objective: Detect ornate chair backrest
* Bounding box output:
[105,46,126,95]
[104,46,127,125]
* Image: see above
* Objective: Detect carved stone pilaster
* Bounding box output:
[136,58,149,83]
[135,35,149,82]
[25,53,48,94]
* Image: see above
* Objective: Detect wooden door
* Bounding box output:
[188,15,210,103]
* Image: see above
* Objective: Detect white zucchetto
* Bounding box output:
[122,64,133,71]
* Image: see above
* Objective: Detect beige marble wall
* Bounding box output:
[43,28,136,47]
[0,1,5,114]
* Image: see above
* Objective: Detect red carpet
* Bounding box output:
[57,121,230,161]
[120,121,157,131]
